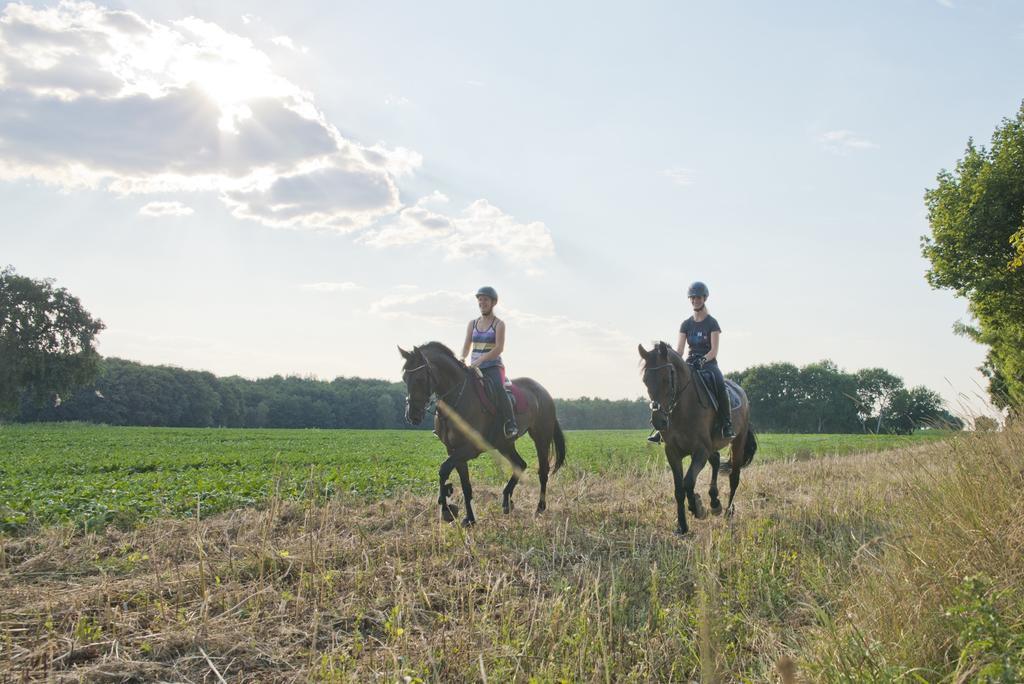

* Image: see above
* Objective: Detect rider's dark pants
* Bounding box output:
[694,359,731,429]
[481,365,515,430]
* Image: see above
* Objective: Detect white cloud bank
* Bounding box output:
[0,2,555,262]
[139,200,193,217]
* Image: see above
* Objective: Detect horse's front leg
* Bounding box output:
[438,456,458,522]
[708,450,723,515]
[666,445,689,535]
[683,446,709,520]
[454,460,476,526]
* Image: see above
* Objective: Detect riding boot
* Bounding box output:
[647,430,663,444]
[501,389,518,438]
[715,380,735,438]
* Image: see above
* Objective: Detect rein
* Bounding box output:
[403,360,470,417]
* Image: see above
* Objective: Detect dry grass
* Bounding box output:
[0,426,1021,682]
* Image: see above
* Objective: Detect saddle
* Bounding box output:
[473,374,529,417]
[695,370,742,414]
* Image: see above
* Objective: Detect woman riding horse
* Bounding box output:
[648,280,734,443]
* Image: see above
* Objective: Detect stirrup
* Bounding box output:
[504,420,518,438]
[721,422,735,439]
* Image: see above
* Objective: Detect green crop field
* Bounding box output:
[0,423,949,534]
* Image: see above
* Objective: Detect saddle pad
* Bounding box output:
[724,380,742,411]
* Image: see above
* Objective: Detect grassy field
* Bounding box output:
[0,423,949,533]
[0,423,1020,681]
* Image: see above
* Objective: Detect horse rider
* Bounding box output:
[461,286,518,439]
[648,280,735,443]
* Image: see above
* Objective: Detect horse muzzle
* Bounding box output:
[405,401,424,425]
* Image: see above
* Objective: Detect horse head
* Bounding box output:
[398,345,432,425]
[639,342,680,430]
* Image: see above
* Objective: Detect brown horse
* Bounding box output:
[399,342,566,526]
[638,341,757,535]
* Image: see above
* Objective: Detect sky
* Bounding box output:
[2,0,1022,415]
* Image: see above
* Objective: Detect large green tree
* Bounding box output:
[922,101,1024,407]
[0,266,105,414]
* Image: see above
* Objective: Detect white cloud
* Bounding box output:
[300,281,361,292]
[271,35,308,53]
[384,94,410,106]
[0,2,410,228]
[367,290,631,349]
[817,129,879,153]
[663,167,695,186]
[0,2,555,263]
[139,200,193,216]
[368,289,467,325]
[360,195,554,264]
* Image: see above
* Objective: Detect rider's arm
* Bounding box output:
[460,320,474,364]
[705,331,720,362]
[676,332,687,357]
[471,320,506,366]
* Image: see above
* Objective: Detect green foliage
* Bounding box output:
[0,266,105,414]
[947,575,1024,682]
[922,101,1024,407]
[0,424,948,534]
[729,360,957,433]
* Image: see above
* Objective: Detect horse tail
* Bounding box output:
[552,420,567,474]
[742,427,757,468]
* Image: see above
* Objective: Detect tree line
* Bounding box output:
[12,356,959,433]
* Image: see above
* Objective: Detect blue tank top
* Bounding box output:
[470,318,502,369]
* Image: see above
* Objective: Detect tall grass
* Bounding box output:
[0,425,1020,680]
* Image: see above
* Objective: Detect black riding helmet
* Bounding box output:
[687,281,709,298]
[476,286,498,302]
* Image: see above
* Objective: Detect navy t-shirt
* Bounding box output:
[680,315,721,361]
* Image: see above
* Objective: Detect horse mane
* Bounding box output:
[645,341,685,367]
[417,341,463,366]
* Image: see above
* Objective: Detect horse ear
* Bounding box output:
[658,341,668,358]
[637,344,649,359]
[398,346,412,360]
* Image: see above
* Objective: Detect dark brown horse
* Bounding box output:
[399,342,566,526]
[638,341,757,535]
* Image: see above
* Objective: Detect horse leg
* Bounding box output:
[666,445,689,535]
[454,460,476,526]
[438,456,458,523]
[531,427,551,514]
[726,436,743,516]
[684,447,709,520]
[708,450,723,515]
[501,446,529,514]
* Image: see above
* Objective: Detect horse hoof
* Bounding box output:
[503,499,514,515]
[692,495,707,520]
[711,504,723,516]
[535,502,546,515]
[441,504,458,522]
[461,517,476,528]
[674,527,692,538]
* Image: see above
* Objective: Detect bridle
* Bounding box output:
[644,360,690,420]
[402,359,469,419]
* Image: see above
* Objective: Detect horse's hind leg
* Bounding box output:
[708,450,723,515]
[725,437,744,516]
[502,446,529,515]
[531,428,551,514]
[454,460,476,527]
